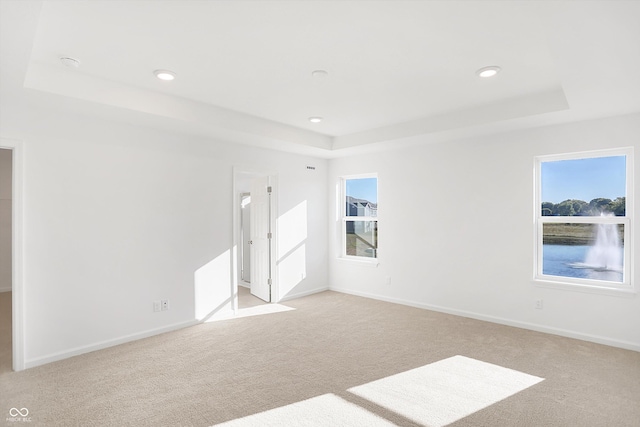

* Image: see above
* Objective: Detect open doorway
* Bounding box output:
[234,169,278,311]
[0,148,12,373]
[237,191,265,309]
[1,138,23,372]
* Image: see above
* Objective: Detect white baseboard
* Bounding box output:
[24,319,199,369]
[0,287,11,293]
[330,286,640,352]
[279,286,329,302]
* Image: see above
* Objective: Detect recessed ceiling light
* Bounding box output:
[308,117,323,123]
[154,69,176,81]
[311,70,329,79]
[60,56,80,68]
[476,66,501,78]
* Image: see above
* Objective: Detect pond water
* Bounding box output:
[543,244,623,283]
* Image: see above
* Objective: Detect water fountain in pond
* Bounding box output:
[570,215,623,273]
[584,222,623,272]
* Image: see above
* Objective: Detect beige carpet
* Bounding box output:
[1,290,639,426]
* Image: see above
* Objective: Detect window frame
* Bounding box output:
[339,173,379,263]
[534,147,634,295]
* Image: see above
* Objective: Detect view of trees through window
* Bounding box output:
[541,197,625,217]
[539,154,628,284]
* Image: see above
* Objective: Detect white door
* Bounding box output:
[249,176,271,302]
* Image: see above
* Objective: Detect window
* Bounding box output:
[341,175,378,260]
[535,148,633,293]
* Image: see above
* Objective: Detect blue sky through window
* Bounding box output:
[541,156,625,203]
[346,178,377,203]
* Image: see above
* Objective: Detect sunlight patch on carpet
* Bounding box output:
[348,355,544,427]
[213,393,395,427]
[204,303,295,322]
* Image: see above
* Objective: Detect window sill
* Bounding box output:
[533,278,636,298]
[337,257,379,267]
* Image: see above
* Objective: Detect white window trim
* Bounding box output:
[339,174,379,264]
[533,147,634,295]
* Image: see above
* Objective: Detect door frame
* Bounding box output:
[0,138,24,372]
[232,167,279,310]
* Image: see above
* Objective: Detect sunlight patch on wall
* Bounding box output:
[194,249,232,321]
[213,393,394,427]
[277,200,307,258]
[278,244,306,297]
[348,355,544,427]
[276,200,308,297]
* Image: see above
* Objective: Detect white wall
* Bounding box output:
[0,148,11,292]
[329,113,640,350]
[4,99,638,369]
[2,106,327,367]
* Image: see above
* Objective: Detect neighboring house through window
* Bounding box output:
[341,175,378,260]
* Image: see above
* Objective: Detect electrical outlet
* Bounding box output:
[153,300,161,312]
[385,276,392,286]
[161,299,169,311]
[535,299,543,310]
